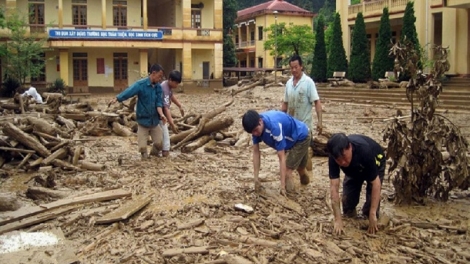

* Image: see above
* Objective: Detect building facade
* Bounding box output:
[233,0,314,70]
[336,0,470,77]
[0,0,223,92]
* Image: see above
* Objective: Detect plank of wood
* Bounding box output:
[0,189,131,226]
[95,196,151,224]
[162,246,209,257]
[0,206,77,234]
[0,146,36,153]
[177,218,205,230]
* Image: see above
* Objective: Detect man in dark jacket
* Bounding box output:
[109,64,167,160]
[327,133,385,235]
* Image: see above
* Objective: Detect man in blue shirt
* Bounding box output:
[109,64,168,160]
[242,110,310,195]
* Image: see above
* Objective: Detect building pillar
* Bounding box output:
[246,53,249,68]
[442,8,457,74]
[143,0,148,30]
[182,43,192,80]
[336,0,351,59]
[101,0,106,29]
[182,0,191,28]
[214,0,222,29]
[59,49,69,86]
[238,26,242,47]
[58,0,63,28]
[414,0,428,58]
[214,43,223,79]
[246,25,250,45]
[140,49,149,75]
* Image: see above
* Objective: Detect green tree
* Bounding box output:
[400,1,421,79]
[0,9,48,86]
[349,12,371,83]
[223,0,238,67]
[327,13,348,78]
[311,15,327,82]
[372,7,394,81]
[263,23,314,66]
[324,21,334,56]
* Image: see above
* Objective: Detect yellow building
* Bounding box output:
[233,0,314,70]
[0,0,223,92]
[336,0,470,77]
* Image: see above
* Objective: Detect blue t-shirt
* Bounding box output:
[252,110,309,151]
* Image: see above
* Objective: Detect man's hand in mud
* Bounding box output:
[368,214,379,234]
[333,219,345,236]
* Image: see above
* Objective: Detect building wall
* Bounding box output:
[337,0,470,76]
[0,0,224,91]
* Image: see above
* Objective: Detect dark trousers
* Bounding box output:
[342,160,385,218]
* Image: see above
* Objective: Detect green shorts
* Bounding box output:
[286,136,310,169]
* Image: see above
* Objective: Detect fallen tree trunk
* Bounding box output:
[181,135,213,153]
[231,80,262,96]
[26,186,69,200]
[79,160,106,171]
[170,117,234,144]
[2,122,51,157]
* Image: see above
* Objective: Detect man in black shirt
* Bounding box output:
[327,133,385,235]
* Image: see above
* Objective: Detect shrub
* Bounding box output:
[47,78,66,94]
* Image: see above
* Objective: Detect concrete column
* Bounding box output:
[213,0,223,29]
[182,0,191,28]
[59,49,69,86]
[246,53,249,68]
[143,0,148,30]
[337,0,351,59]
[58,0,63,28]
[214,43,223,79]
[182,43,192,80]
[101,0,106,29]
[238,26,242,47]
[246,25,250,44]
[140,49,149,75]
[442,8,457,74]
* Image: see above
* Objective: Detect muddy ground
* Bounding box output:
[1,85,470,264]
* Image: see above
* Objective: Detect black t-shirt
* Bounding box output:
[328,134,384,182]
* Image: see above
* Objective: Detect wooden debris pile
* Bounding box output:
[0,116,105,172]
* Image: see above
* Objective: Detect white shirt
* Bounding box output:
[22,87,44,104]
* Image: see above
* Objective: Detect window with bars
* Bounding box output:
[113,0,127,28]
[29,1,45,33]
[191,9,201,28]
[72,0,87,28]
[31,53,46,82]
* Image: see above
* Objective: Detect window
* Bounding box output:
[31,53,46,82]
[258,58,263,68]
[113,0,127,29]
[258,26,263,41]
[250,31,255,43]
[72,0,87,29]
[29,0,45,33]
[191,9,201,28]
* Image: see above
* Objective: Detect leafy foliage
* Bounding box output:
[223,35,237,67]
[372,7,394,81]
[399,1,421,80]
[327,13,348,78]
[349,12,371,83]
[0,9,48,87]
[263,23,314,66]
[1,77,21,97]
[311,15,327,82]
[384,41,468,204]
[47,78,66,95]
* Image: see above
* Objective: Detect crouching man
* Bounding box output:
[242,110,311,195]
[327,133,385,235]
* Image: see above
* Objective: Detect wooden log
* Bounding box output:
[181,135,213,153]
[223,255,255,264]
[170,117,234,144]
[51,159,79,170]
[26,186,69,200]
[56,115,76,130]
[78,160,105,171]
[28,157,43,168]
[0,189,132,226]
[0,103,20,110]
[18,94,25,114]
[2,122,50,157]
[231,80,263,96]
[42,148,68,166]
[0,206,78,235]
[72,146,82,166]
[50,140,70,152]
[0,146,35,154]
[112,121,134,137]
[177,218,205,230]
[61,113,88,121]
[17,153,33,169]
[25,116,59,136]
[220,232,279,248]
[188,104,228,126]
[162,246,209,257]
[32,131,60,142]
[43,92,64,100]
[95,196,151,224]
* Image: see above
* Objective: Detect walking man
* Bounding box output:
[109,64,167,160]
